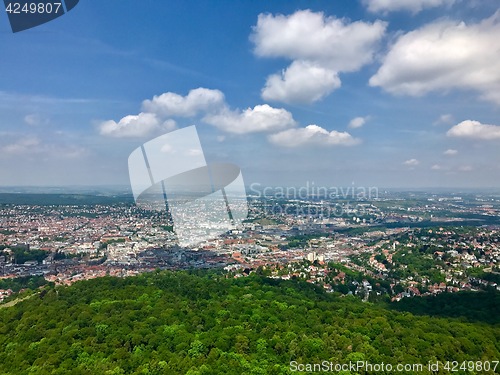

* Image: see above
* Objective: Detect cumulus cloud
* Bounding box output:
[348,116,370,129]
[268,124,360,148]
[431,164,442,170]
[262,60,341,104]
[142,88,225,117]
[204,104,296,134]
[99,113,176,138]
[252,10,387,71]
[364,0,455,14]
[443,149,458,155]
[251,9,386,104]
[100,88,223,138]
[403,158,420,166]
[100,88,297,137]
[370,13,500,105]
[447,120,500,140]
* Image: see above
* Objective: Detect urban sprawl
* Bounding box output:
[1,189,499,303]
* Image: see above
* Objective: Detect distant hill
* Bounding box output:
[0,193,134,206]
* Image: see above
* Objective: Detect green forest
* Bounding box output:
[0,270,499,374]
[0,276,49,293]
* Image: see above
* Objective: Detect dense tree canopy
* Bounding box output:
[0,270,498,374]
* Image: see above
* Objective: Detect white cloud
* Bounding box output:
[100,87,297,136]
[434,114,454,125]
[348,116,370,129]
[403,158,420,166]
[1,136,41,155]
[268,124,360,148]
[142,88,225,117]
[447,120,500,140]
[24,114,48,126]
[99,112,175,138]
[251,9,386,104]
[262,60,341,104]
[459,165,473,172]
[186,149,203,157]
[161,119,177,131]
[160,143,174,154]
[365,0,455,14]
[370,13,500,105]
[443,149,458,155]
[203,104,296,134]
[252,10,386,71]
[100,88,223,138]
[431,164,442,170]
[0,136,86,159]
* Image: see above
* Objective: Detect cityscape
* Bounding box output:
[1,188,499,304]
[1,0,500,373]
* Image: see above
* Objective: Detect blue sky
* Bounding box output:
[0,0,499,189]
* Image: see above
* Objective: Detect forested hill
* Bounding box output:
[0,193,133,206]
[0,271,499,374]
